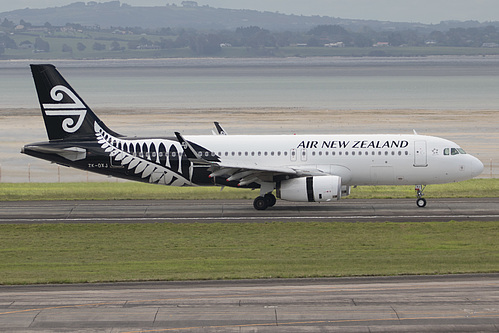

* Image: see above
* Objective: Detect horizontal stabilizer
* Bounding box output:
[22,145,87,161]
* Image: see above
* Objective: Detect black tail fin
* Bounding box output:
[30,64,121,141]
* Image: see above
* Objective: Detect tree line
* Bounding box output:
[2,18,499,56]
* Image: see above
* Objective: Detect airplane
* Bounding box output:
[22,64,484,210]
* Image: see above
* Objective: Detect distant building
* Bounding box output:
[482,43,499,48]
[373,42,389,47]
[324,42,344,47]
[181,1,198,7]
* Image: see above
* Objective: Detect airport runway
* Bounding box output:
[1,274,499,332]
[0,198,498,224]
[1,200,498,332]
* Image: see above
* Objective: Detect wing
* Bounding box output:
[174,132,326,186]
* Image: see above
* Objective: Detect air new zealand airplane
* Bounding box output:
[22,64,484,210]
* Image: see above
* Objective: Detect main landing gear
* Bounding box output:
[415,185,427,208]
[253,193,276,210]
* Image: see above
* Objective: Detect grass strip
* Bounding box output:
[0,221,498,285]
[0,179,497,201]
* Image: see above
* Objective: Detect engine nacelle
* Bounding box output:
[276,176,342,202]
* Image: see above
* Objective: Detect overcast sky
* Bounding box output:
[2,0,499,24]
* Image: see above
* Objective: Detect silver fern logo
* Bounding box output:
[94,122,192,186]
[42,85,87,133]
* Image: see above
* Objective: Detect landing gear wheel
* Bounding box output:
[264,193,277,207]
[415,185,427,208]
[253,196,268,210]
[416,198,427,208]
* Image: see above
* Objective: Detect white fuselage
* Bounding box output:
[185,134,483,186]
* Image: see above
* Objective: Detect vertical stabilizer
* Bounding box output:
[30,64,120,141]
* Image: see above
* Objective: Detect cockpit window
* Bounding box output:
[444,147,466,156]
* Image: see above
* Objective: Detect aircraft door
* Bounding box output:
[414,140,428,167]
[290,149,297,162]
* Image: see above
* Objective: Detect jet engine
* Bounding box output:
[276,175,343,202]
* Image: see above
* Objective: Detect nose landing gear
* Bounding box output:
[415,185,427,207]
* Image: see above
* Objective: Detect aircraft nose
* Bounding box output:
[471,157,484,178]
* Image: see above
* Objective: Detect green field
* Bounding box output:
[0,179,497,285]
[0,221,498,285]
[0,178,497,201]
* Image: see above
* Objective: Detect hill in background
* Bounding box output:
[1,1,497,32]
[2,1,499,60]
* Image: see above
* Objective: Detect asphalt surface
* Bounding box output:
[1,275,499,332]
[1,199,499,332]
[0,198,498,223]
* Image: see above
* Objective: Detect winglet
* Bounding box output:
[174,132,198,159]
[174,132,213,165]
[213,122,228,135]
